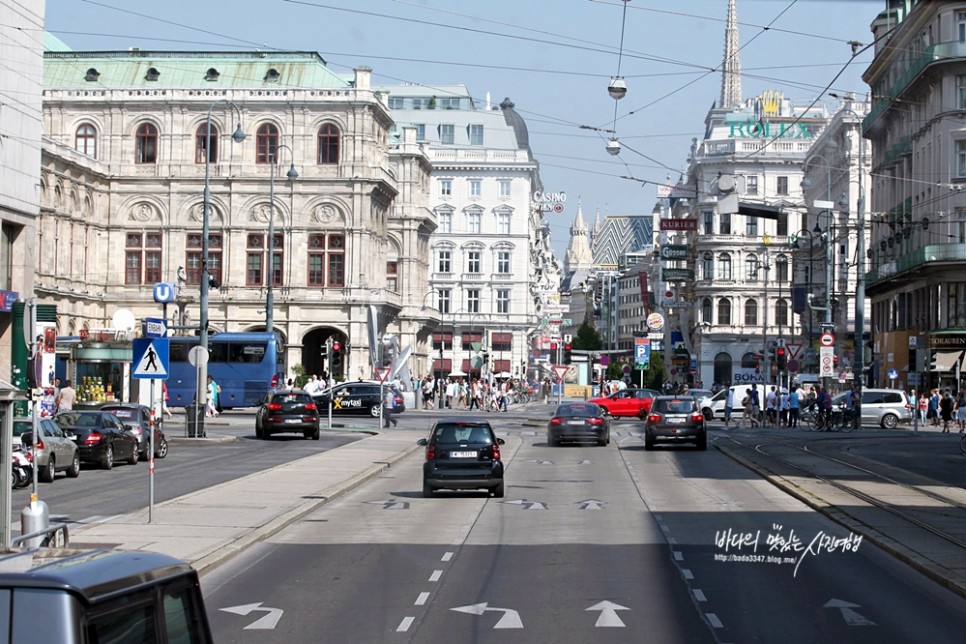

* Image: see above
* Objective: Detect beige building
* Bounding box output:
[39,48,436,381]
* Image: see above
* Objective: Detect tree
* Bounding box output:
[572,321,602,350]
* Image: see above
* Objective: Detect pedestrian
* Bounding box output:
[749,384,761,426]
[918,391,929,423]
[956,390,966,433]
[741,389,757,427]
[206,375,219,417]
[929,389,940,426]
[162,381,173,419]
[849,384,862,429]
[55,379,76,413]
[788,385,800,428]
[939,390,954,433]
[765,386,778,426]
[383,388,398,428]
[723,386,735,428]
[779,388,790,427]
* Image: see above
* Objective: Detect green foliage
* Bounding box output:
[291,363,310,389]
[573,321,602,350]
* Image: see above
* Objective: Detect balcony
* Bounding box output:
[865,242,966,287]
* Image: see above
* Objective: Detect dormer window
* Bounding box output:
[85,68,100,82]
[265,68,280,82]
[145,67,160,81]
[205,67,220,81]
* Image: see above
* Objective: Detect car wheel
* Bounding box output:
[644,435,655,450]
[881,413,898,429]
[311,427,321,440]
[155,437,168,459]
[703,408,713,421]
[101,445,114,470]
[696,434,708,451]
[422,482,435,498]
[547,433,557,447]
[491,482,505,498]
[67,453,80,478]
[597,435,607,447]
[126,443,139,465]
[255,423,264,439]
[370,405,381,418]
[40,456,55,483]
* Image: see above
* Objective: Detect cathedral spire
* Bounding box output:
[721,0,742,109]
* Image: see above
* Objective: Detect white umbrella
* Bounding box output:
[448,370,467,377]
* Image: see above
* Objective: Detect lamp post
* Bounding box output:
[775,252,788,389]
[791,227,819,360]
[265,145,298,335]
[751,250,771,389]
[810,202,836,393]
[200,101,245,430]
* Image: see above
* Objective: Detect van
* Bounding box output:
[0,548,212,643]
[831,388,913,428]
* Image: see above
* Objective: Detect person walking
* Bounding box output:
[55,379,76,413]
[929,389,940,426]
[162,381,173,419]
[723,386,735,428]
[849,384,862,430]
[383,387,398,428]
[939,390,954,433]
[788,386,800,428]
[956,390,966,433]
[749,384,761,427]
[206,375,219,417]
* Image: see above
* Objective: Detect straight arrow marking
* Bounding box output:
[587,600,629,627]
[824,599,875,626]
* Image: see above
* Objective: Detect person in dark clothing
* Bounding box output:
[939,391,954,433]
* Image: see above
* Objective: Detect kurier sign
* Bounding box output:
[660,245,689,261]
[660,219,697,232]
[662,268,695,282]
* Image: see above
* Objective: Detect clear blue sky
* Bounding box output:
[45,0,882,259]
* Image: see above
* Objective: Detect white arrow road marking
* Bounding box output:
[576,459,592,465]
[365,499,410,509]
[527,459,555,465]
[824,599,876,626]
[220,603,284,630]
[504,499,549,510]
[578,499,605,510]
[586,600,629,627]
[451,603,524,629]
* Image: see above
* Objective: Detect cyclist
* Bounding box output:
[849,384,862,430]
[815,386,832,430]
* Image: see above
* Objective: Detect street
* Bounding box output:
[200,416,966,643]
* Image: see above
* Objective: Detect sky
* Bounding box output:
[43,0,883,259]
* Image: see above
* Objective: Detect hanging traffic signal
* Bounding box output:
[776,346,787,370]
[563,342,573,365]
[331,340,343,368]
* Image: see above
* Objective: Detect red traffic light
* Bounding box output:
[776,347,786,356]
[550,342,558,351]
[564,343,572,351]
[332,341,341,352]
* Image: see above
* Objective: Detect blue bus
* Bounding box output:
[166,332,283,409]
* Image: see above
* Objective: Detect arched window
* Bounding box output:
[741,352,760,369]
[195,123,219,164]
[745,254,760,280]
[256,123,279,164]
[135,123,158,164]
[702,297,713,322]
[717,253,732,280]
[713,352,734,388]
[717,299,731,325]
[744,299,758,326]
[776,298,789,327]
[75,123,97,158]
[317,123,340,164]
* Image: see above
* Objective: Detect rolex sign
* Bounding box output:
[660,245,689,261]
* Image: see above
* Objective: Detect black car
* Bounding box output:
[255,389,320,440]
[313,381,405,418]
[100,403,168,460]
[547,402,610,446]
[641,396,707,450]
[417,419,505,498]
[55,411,140,470]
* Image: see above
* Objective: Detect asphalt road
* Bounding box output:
[200,421,966,643]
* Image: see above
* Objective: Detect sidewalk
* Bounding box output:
[68,428,422,575]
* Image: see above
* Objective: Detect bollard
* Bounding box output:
[21,500,49,548]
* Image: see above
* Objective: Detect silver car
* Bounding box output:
[831,389,913,429]
[14,418,81,482]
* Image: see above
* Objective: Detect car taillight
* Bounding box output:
[491,443,501,460]
[271,374,279,388]
[588,417,603,425]
[24,451,33,463]
[83,431,103,445]
[267,403,282,411]
[35,436,45,450]
[550,418,562,425]
[304,402,317,411]
[425,444,436,460]
[691,413,704,422]
[647,414,662,423]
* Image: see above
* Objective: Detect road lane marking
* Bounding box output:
[659,524,670,532]
[706,613,724,628]
[415,592,429,606]
[693,589,707,602]
[396,617,414,632]
[673,551,684,561]
[429,570,443,582]
[668,537,677,544]
[682,568,694,580]
[441,552,454,562]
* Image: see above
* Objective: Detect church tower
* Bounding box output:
[721,0,742,109]
[564,200,594,275]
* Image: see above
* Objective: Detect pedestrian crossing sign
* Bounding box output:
[132,338,169,379]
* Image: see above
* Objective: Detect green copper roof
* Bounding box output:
[43,51,351,90]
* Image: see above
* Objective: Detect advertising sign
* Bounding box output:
[662,268,695,282]
[660,245,689,261]
[660,219,698,232]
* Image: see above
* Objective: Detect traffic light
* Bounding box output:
[563,342,573,365]
[776,346,787,370]
[331,340,343,369]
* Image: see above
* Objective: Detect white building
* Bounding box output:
[385,85,559,382]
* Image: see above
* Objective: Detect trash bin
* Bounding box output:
[185,403,206,438]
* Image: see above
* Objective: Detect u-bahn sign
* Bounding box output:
[660,245,689,261]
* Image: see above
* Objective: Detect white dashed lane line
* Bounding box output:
[396,616,415,632]
[415,592,430,606]
[441,552,454,562]
[693,589,707,602]
[429,570,443,582]
[706,613,724,628]
[682,568,694,580]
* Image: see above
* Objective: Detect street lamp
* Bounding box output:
[811,201,837,392]
[265,145,298,335]
[200,100,245,429]
[791,228,819,362]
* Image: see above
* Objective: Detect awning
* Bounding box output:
[931,350,963,372]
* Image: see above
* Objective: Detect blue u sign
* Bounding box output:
[153,282,178,303]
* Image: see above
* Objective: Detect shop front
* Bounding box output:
[69,337,132,409]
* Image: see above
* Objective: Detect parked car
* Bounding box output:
[55,411,139,470]
[100,403,168,460]
[313,381,405,417]
[417,419,505,498]
[255,389,321,440]
[641,395,707,450]
[14,418,80,482]
[589,388,659,418]
[831,388,913,428]
[547,402,610,446]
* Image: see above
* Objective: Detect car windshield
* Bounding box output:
[654,399,694,414]
[556,404,599,417]
[56,412,100,427]
[273,393,313,404]
[434,424,492,445]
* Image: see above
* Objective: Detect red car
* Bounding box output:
[589,388,660,417]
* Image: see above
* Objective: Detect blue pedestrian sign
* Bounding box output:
[153,282,178,303]
[133,338,169,379]
[888,368,898,381]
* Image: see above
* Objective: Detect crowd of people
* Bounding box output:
[415,375,532,412]
[720,382,861,430]
[915,388,966,433]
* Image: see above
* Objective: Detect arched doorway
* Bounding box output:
[302,327,346,381]
[714,352,734,387]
